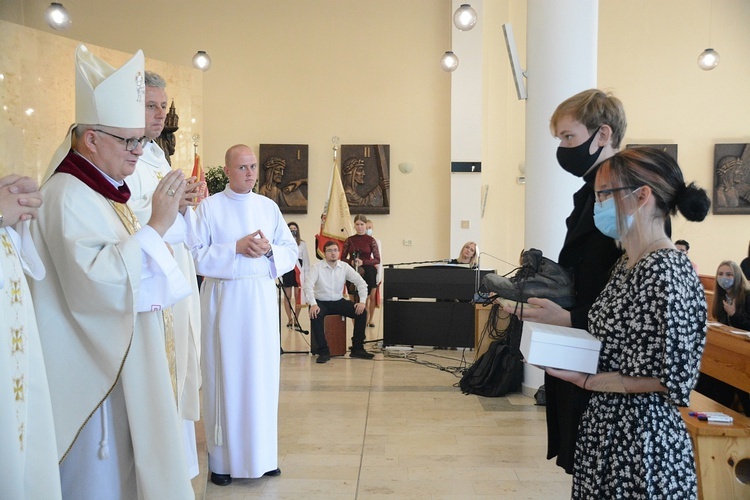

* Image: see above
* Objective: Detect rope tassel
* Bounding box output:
[98,401,110,460]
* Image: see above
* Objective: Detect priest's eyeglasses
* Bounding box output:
[594,186,640,204]
[94,129,149,152]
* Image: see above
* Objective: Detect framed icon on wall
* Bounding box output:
[258,144,309,214]
[340,144,390,215]
[712,143,750,215]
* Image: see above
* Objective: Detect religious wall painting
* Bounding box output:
[713,143,750,215]
[258,144,309,214]
[626,143,678,162]
[340,144,390,215]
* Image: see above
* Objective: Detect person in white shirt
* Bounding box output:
[304,240,374,363]
[127,71,203,479]
[190,144,298,486]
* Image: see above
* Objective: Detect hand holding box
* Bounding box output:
[521,321,601,374]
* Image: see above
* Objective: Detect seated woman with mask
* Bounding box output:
[695,260,750,415]
[713,260,750,330]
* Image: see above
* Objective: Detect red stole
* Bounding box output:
[55,150,131,203]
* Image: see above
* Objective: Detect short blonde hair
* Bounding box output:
[550,89,627,149]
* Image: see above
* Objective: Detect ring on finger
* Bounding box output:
[167,189,176,197]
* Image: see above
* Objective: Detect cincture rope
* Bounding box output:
[214,279,224,446]
[99,399,109,459]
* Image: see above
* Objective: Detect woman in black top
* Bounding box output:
[449,241,477,267]
[695,260,750,415]
[713,260,750,330]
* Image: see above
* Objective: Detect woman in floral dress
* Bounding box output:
[547,147,711,499]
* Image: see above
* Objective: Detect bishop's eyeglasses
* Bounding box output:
[94,129,149,152]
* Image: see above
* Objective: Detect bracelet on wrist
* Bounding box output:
[583,374,591,390]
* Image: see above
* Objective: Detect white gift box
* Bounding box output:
[521,321,601,374]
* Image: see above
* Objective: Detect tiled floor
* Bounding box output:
[193,310,572,499]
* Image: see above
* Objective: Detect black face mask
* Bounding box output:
[556,127,604,178]
[291,230,299,238]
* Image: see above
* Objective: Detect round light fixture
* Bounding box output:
[453,4,477,31]
[697,48,719,70]
[45,2,71,30]
[440,51,459,72]
[398,162,414,174]
[192,51,212,71]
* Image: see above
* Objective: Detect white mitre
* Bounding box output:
[45,44,145,181]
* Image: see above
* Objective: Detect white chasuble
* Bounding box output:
[190,188,297,478]
[0,225,61,499]
[129,142,202,478]
[30,172,193,499]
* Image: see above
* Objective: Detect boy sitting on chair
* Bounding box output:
[303,240,374,363]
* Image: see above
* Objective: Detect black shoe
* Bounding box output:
[263,468,281,477]
[368,323,375,328]
[210,472,232,486]
[316,353,330,364]
[482,248,575,308]
[350,348,374,360]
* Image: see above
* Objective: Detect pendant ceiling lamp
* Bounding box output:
[697,0,719,70]
[45,2,71,31]
[440,51,459,72]
[192,51,212,71]
[453,4,477,31]
[697,48,719,71]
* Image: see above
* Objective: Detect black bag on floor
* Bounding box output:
[459,311,523,397]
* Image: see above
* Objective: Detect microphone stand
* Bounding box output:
[277,278,309,355]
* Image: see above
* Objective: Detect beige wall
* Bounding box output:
[1,0,748,273]
[481,0,750,274]
[598,0,750,274]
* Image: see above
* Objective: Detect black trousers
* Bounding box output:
[311,299,367,355]
[545,373,591,474]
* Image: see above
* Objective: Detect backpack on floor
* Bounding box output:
[459,310,523,397]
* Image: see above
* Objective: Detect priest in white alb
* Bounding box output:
[190,144,297,486]
[0,175,61,499]
[127,70,203,479]
[29,45,194,499]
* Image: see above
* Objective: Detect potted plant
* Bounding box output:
[205,166,228,195]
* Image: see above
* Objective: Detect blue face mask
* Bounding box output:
[593,197,633,240]
[366,229,373,236]
[717,277,734,291]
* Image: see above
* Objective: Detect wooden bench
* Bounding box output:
[702,323,750,394]
[699,274,716,321]
[685,316,750,499]
[680,391,750,499]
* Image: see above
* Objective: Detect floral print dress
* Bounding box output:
[573,249,706,499]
